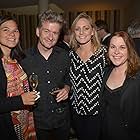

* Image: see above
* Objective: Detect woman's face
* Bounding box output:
[0,20,20,49]
[74,18,94,45]
[109,36,128,67]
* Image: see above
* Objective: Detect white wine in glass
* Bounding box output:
[29,73,38,91]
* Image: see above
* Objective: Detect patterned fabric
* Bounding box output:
[69,47,107,115]
[2,57,36,140]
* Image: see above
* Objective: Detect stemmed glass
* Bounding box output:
[50,87,64,113]
[29,72,38,91]
[29,72,40,101]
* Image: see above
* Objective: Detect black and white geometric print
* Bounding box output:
[69,47,107,115]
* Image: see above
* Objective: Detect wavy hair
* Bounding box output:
[38,9,64,30]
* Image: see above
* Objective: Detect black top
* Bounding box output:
[102,84,130,140]
[21,46,71,130]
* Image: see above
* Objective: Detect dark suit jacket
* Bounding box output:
[133,38,140,57]
[101,34,111,48]
[100,66,140,140]
[0,59,24,139]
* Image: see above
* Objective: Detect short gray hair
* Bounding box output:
[127,19,140,38]
[38,9,64,29]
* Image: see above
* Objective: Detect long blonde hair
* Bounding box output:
[70,12,101,52]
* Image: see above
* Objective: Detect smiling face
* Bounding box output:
[0,20,20,49]
[74,18,94,45]
[36,21,61,50]
[109,35,128,68]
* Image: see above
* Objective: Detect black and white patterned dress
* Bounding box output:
[69,46,107,116]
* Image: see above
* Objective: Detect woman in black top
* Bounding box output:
[101,31,140,140]
[0,15,37,140]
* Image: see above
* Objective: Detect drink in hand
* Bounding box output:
[29,73,38,91]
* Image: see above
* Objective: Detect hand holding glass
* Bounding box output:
[50,87,64,113]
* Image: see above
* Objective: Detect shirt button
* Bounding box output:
[52,110,54,113]
[50,101,53,104]
[124,124,128,127]
[46,70,50,74]
[48,81,51,84]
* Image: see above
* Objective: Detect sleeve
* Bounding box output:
[121,76,140,135]
[0,64,24,113]
[0,94,24,113]
[63,52,71,87]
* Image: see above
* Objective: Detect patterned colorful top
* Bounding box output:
[69,46,107,116]
[2,57,36,140]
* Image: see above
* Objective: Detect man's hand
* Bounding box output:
[55,85,70,102]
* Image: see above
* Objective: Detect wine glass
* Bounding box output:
[29,72,38,91]
[50,87,64,113]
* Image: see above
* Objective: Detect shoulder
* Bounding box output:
[129,70,140,84]
[56,42,70,51]
[96,45,107,55]
[103,66,113,79]
[53,46,70,65]
[100,45,107,52]
[24,47,37,56]
[20,47,37,66]
[54,46,69,57]
[69,49,74,55]
[122,70,140,97]
[135,70,140,78]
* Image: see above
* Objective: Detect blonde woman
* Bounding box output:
[69,12,107,140]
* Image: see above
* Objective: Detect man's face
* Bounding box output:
[36,21,61,50]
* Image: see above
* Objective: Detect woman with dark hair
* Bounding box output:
[0,15,37,139]
[101,31,140,140]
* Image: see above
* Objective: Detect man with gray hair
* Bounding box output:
[21,9,71,140]
[127,19,140,56]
